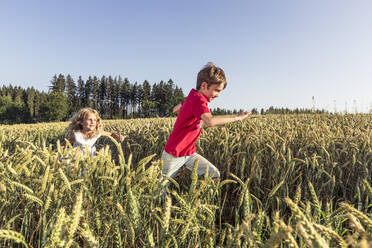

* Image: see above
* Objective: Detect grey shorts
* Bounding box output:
[161,151,220,179]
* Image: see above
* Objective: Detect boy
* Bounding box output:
[161,62,250,184]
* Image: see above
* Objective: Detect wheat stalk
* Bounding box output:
[58,168,71,191]
[66,191,83,248]
[50,208,67,247]
[340,202,372,233]
[0,229,28,248]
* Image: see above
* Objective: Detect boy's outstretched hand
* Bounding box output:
[236,111,250,121]
[202,110,251,127]
[102,131,125,143]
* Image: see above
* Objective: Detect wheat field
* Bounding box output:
[0,114,371,247]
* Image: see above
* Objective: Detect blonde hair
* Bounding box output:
[65,108,102,139]
[196,62,227,90]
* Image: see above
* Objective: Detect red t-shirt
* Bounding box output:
[164,89,210,157]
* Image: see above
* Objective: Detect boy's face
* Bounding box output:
[199,82,224,102]
[81,112,97,132]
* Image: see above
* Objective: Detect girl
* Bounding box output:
[65,108,124,156]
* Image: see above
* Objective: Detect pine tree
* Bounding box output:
[65,74,77,116]
[49,74,66,93]
[107,76,115,118]
[85,76,93,107]
[113,77,120,118]
[141,80,154,117]
[49,74,58,92]
[26,87,36,120]
[136,83,144,117]
[120,78,130,118]
[33,92,43,121]
[77,76,85,108]
[130,82,138,117]
[98,76,107,115]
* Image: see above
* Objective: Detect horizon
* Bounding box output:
[1,74,367,114]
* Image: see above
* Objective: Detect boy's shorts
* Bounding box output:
[161,151,220,179]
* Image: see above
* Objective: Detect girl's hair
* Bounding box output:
[196,62,227,90]
[65,108,102,139]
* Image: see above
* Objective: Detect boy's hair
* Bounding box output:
[65,108,103,139]
[196,62,227,90]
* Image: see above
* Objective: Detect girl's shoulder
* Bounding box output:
[73,130,82,137]
[73,130,84,142]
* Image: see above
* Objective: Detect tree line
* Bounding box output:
[210,106,329,116]
[260,106,329,115]
[0,74,184,124]
[0,74,332,124]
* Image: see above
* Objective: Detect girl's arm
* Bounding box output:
[173,103,182,115]
[101,131,125,142]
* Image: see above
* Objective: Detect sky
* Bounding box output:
[1,0,372,113]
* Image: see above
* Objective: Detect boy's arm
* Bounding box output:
[101,131,125,142]
[173,103,182,115]
[201,111,250,127]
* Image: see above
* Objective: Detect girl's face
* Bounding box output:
[81,112,97,132]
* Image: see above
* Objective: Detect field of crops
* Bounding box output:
[1,114,371,247]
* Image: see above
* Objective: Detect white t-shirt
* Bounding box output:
[73,131,101,156]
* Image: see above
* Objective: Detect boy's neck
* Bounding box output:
[196,88,206,95]
[196,88,208,98]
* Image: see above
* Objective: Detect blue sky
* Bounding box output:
[1,0,371,113]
